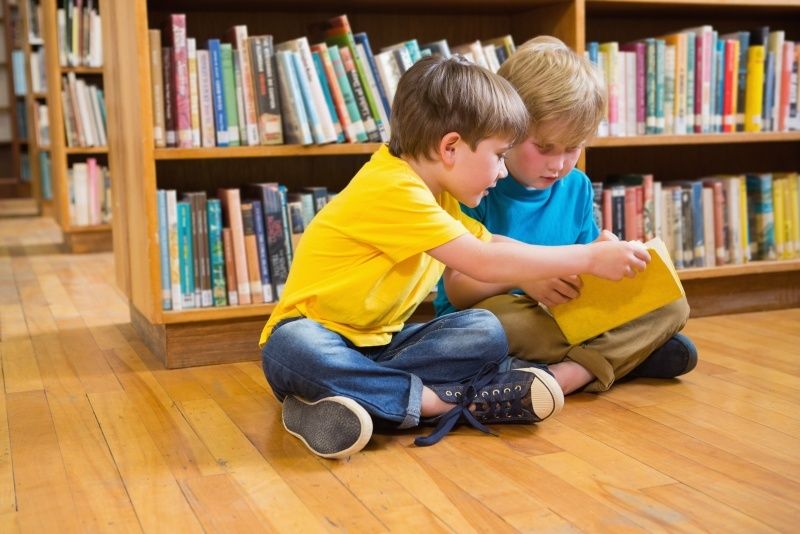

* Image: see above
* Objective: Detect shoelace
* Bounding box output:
[414,361,500,447]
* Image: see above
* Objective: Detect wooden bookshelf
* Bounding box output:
[104,0,800,369]
[0,0,21,196]
[41,0,112,253]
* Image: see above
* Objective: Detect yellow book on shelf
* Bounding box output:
[551,237,685,345]
[744,45,765,132]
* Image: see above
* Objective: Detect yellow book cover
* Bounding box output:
[773,177,786,259]
[551,237,685,345]
[744,45,765,132]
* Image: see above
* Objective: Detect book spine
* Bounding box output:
[690,182,705,267]
[312,43,353,142]
[177,201,195,309]
[250,200,274,302]
[355,42,391,140]
[260,36,284,144]
[218,188,251,304]
[232,49,248,144]
[157,190,171,310]
[275,50,313,145]
[206,199,228,307]
[240,202,264,303]
[148,30,166,147]
[744,45,765,132]
[220,43,240,146]
[289,50,325,144]
[230,25,260,146]
[196,50,216,147]
[166,190,182,310]
[311,50,345,143]
[295,37,338,143]
[222,228,239,306]
[262,185,291,299]
[354,32,392,122]
[162,47,175,146]
[187,37,201,146]
[338,46,380,141]
[208,39,229,146]
[168,14,192,148]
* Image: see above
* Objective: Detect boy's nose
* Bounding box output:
[548,156,565,173]
[498,159,509,178]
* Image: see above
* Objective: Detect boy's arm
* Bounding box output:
[429,232,649,289]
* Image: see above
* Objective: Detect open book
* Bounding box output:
[550,237,685,345]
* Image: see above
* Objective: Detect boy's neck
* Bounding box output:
[403,155,444,197]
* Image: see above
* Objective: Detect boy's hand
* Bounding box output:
[588,240,650,280]
[520,276,582,308]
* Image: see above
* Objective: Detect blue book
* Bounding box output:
[311,50,345,143]
[685,33,696,134]
[206,199,228,307]
[587,41,599,65]
[354,32,392,120]
[274,50,313,145]
[11,50,27,95]
[327,45,368,142]
[746,174,776,260]
[177,201,195,309]
[278,184,293,265]
[157,190,172,310]
[290,50,324,144]
[207,39,229,146]
[250,200,274,302]
[679,181,706,267]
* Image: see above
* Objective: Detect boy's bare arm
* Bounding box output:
[429,232,649,287]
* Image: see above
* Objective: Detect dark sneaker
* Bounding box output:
[628,333,698,379]
[415,364,564,447]
[282,395,373,459]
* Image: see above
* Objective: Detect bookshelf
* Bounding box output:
[39,0,111,253]
[103,0,800,369]
[0,0,20,195]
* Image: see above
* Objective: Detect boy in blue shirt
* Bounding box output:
[436,37,697,394]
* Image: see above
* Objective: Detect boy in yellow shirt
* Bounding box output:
[438,37,695,395]
[260,55,650,459]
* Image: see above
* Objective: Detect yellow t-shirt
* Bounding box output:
[259,145,491,347]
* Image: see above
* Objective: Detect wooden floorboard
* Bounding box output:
[1,215,799,532]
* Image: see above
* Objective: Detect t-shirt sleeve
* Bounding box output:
[576,176,600,244]
[336,174,473,262]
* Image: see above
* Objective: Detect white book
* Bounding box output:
[232,50,248,145]
[702,187,716,266]
[56,9,67,66]
[187,38,201,146]
[276,37,337,143]
[616,49,627,136]
[72,163,89,226]
[355,42,390,141]
[624,51,637,136]
[664,44,676,134]
[75,79,96,146]
[88,85,107,146]
[653,181,663,242]
[373,50,401,105]
[196,50,216,148]
[90,10,103,67]
[483,44,500,73]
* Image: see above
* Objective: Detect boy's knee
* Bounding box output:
[672,297,691,329]
[461,308,509,361]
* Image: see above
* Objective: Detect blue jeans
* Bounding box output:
[261,309,508,429]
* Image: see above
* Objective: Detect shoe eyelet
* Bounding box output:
[515,385,522,391]
[454,391,462,398]
[482,391,489,397]
[445,390,452,396]
[503,387,510,394]
[493,389,500,396]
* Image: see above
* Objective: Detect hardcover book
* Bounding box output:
[550,237,685,345]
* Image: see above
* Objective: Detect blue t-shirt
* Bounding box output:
[434,168,600,316]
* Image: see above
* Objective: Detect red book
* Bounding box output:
[722,39,737,133]
[168,14,192,148]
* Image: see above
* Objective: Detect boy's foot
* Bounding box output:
[282,395,373,459]
[628,333,698,379]
[415,364,565,446]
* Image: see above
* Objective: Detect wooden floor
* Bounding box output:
[1,215,799,533]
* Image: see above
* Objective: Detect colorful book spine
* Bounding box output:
[250,200,274,302]
[187,37,201,146]
[311,42,354,142]
[157,190,171,310]
[206,198,228,307]
[166,190,182,310]
[207,39,229,146]
[196,49,216,147]
[327,45,368,142]
[289,49,325,144]
[274,49,313,145]
[177,200,195,309]
[744,45,765,132]
[354,32,392,121]
[220,43,240,145]
[168,14,192,148]
[312,50,345,143]
[148,30,166,147]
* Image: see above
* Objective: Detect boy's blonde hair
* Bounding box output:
[389,55,528,160]
[497,36,606,147]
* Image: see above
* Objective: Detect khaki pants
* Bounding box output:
[475,294,690,392]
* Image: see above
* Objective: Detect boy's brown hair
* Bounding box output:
[498,36,606,147]
[389,55,529,160]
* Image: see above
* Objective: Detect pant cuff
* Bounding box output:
[566,344,615,392]
[399,374,422,429]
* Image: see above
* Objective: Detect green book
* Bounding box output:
[220,43,240,146]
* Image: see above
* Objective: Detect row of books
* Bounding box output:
[68,157,109,226]
[156,184,333,311]
[61,72,107,147]
[149,13,516,149]
[56,0,103,68]
[589,26,800,136]
[592,172,800,269]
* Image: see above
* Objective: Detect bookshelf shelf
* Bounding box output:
[64,146,108,154]
[105,0,800,369]
[61,66,103,74]
[153,143,381,160]
[66,223,112,233]
[589,132,800,147]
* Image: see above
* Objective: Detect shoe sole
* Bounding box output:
[282,396,373,459]
[515,367,565,421]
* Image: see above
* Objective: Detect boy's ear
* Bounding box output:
[438,132,461,166]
